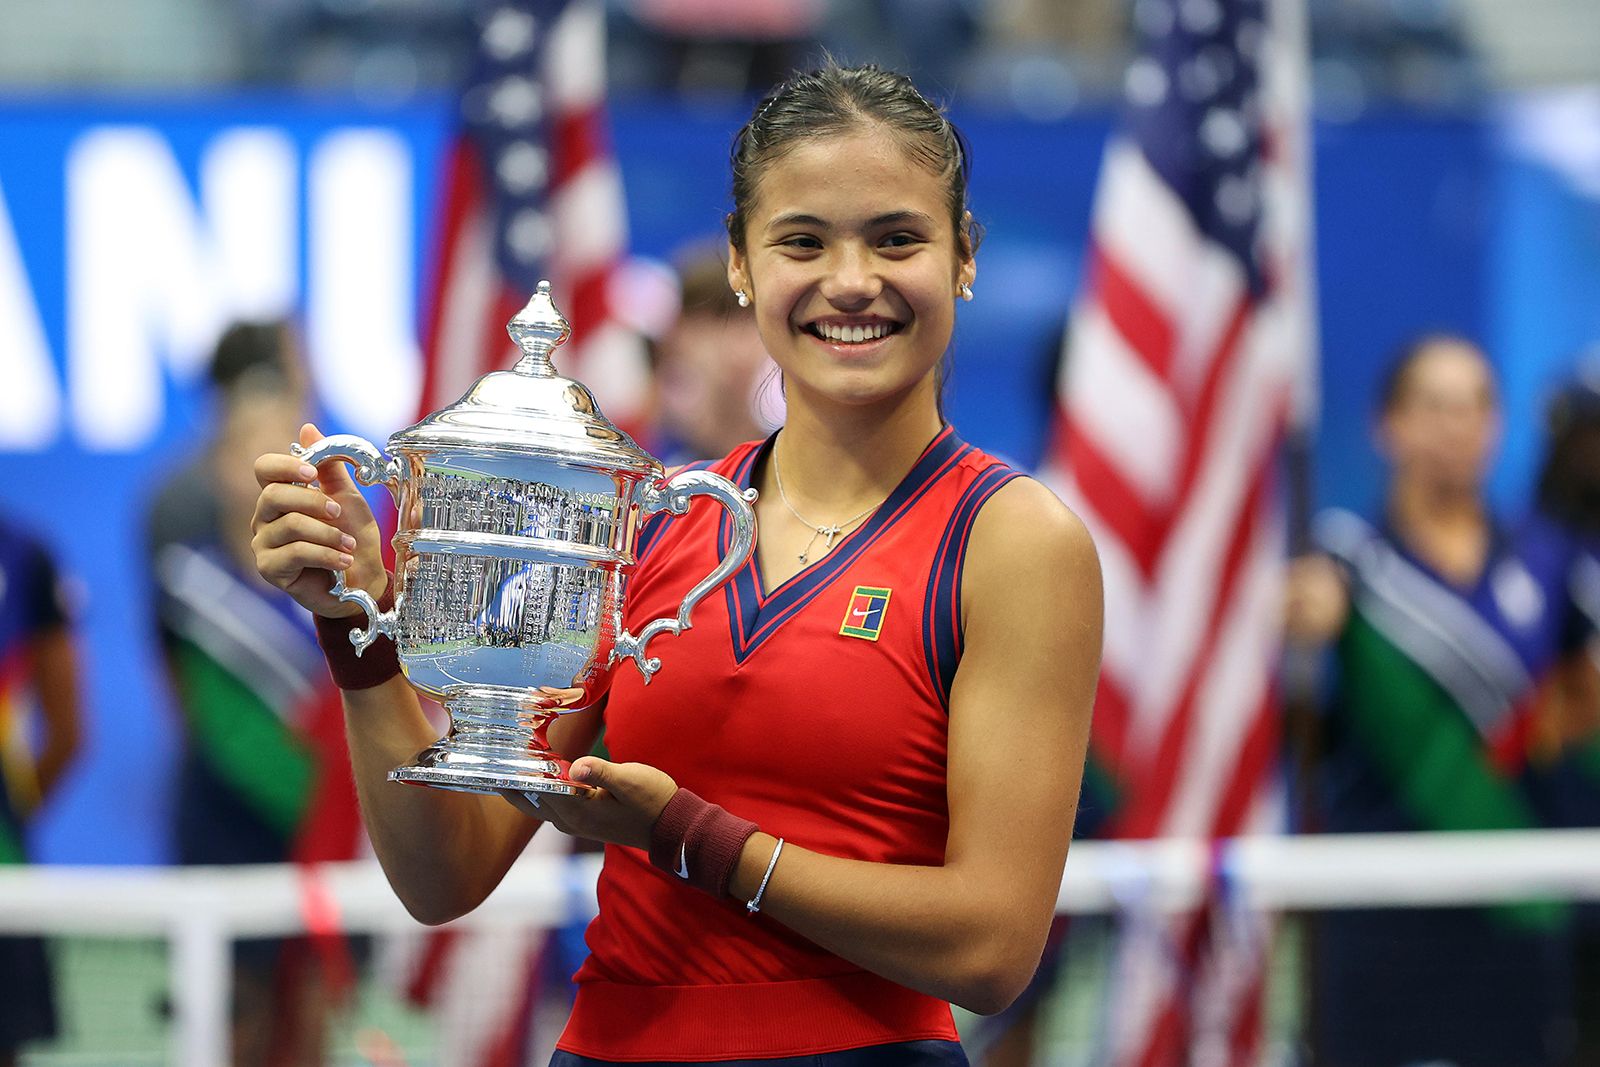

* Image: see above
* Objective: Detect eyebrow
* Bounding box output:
[765,210,938,231]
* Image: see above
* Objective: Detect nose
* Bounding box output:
[819,243,881,308]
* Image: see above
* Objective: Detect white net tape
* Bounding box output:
[3,830,1599,1066]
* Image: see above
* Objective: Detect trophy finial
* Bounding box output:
[507,280,572,377]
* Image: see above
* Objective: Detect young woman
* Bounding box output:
[251,63,1100,1064]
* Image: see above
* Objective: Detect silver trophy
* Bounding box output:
[293,282,757,796]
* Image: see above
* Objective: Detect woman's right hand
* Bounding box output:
[251,422,387,619]
[1284,553,1350,646]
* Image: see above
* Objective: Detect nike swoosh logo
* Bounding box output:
[853,607,872,619]
[674,843,689,880]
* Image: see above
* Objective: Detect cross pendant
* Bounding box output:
[797,524,843,566]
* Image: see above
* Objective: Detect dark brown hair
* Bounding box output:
[208,320,293,397]
[725,61,979,258]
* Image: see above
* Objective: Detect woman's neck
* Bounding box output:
[767,386,945,515]
[1387,476,1490,584]
[1389,477,1483,528]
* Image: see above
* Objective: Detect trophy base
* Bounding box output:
[388,749,590,797]
[386,686,595,797]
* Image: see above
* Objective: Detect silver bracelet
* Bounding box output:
[746,837,784,915]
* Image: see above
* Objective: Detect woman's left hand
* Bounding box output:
[501,757,678,850]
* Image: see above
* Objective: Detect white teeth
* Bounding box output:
[816,322,890,343]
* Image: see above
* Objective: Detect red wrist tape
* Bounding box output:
[648,788,758,899]
[314,575,402,691]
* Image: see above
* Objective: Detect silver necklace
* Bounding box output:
[771,448,882,564]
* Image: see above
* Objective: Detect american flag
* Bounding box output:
[385,916,555,1067]
[420,0,649,424]
[1047,0,1315,1062]
[392,2,638,1061]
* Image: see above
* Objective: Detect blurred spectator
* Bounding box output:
[1536,351,1600,544]
[650,241,780,465]
[143,321,340,1067]
[1530,351,1600,1064]
[147,322,310,571]
[0,517,83,1067]
[1285,334,1592,1067]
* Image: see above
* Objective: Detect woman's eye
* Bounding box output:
[881,232,922,249]
[782,235,822,251]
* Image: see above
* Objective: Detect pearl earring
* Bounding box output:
[959,283,974,302]
[735,289,750,308]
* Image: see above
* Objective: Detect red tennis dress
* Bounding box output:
[557,428,1021,1060]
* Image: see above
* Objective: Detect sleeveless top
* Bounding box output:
[557,428,1022,1060]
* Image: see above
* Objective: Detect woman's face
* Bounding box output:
[726,126,975,415]
[1379,341,1499,493]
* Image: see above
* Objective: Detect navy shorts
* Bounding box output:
[550,1040,969,1067]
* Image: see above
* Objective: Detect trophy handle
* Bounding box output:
[289,434,404,656]
[614,470,758,681]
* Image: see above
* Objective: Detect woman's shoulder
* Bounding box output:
[965,473,1100,593]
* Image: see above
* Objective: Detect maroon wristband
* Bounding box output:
[314,574,402,690]
[648,788,759,899]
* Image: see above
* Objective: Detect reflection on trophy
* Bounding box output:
[292,282,758,796]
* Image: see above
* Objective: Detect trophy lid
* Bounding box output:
[389,282,661,476]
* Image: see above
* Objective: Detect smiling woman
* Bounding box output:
[249,61,1101,1067]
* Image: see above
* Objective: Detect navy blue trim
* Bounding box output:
[636,461,715,564]
[922,464,1023,708]
[723,428,971,663]
[720,443,767,652]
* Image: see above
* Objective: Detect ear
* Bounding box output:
[727,239,749,298]
[957,210,976,291]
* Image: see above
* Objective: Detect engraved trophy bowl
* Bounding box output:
[292,281,757,796]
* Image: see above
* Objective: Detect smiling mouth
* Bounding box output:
[803,321,903,344]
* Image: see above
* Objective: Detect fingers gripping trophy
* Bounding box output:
[293,282,757,796]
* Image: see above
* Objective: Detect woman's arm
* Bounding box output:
[1284,553,1350,645]
[252,424,600,924]
[340,673,601,924]
[729,477,1099,1013]
[535,477,1101,1014]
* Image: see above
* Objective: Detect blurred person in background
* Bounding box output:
[144,322,341,1067]
[146,321,312,622]
[0,517,83,1067]
[650,240,781,465]
[1529,353,1600,1064]
[1535,351,1600,548]
[1285,334,1594,1067]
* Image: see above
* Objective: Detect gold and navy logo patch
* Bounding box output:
[840,586,892,641]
